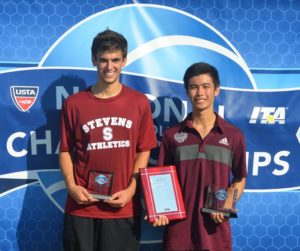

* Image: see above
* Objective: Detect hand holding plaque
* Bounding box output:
[88,170,113,200]
[140,166,186,223]
[201,185,238,218]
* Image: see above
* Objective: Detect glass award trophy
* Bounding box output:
[87,170,113,200]
[201,185,238,218]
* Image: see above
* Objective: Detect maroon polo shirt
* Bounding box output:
[158,113,247,251]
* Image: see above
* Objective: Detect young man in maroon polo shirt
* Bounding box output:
[154,62,247,251]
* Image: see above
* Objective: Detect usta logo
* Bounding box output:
[10,86,39,112]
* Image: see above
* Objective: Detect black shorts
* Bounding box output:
[63,214,140,251]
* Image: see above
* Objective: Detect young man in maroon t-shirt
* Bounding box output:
[154,62,247,251]
[60,29,157,251]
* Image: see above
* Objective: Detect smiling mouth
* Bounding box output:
[195,98,206,102]
[104,72,115,77]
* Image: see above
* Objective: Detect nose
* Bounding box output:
[106,60,113,70]
[196,86,203,95]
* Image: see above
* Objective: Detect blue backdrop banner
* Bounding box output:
[0,2,299,251]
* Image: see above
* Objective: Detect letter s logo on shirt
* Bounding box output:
[103,127,113,141]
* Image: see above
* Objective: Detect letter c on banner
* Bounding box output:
[6,132,27,157]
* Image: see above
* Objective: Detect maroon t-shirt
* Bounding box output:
[60,85,157,219]
[158,113,247,251]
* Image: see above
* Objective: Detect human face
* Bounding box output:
[92,50,127,85]
[187,73,220,113]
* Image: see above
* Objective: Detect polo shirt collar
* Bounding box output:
[179,112,224,134]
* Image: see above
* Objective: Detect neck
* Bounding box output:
[91,82,122,99]
[191,110,216,127]
[191,111,216,139]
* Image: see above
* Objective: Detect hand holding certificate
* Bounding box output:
[140,165,186,223]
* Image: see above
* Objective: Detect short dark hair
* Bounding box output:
[91,29,128,58]
[183,62,220,91]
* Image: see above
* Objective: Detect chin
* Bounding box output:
[103,78,118,84]
[194,105,208,111]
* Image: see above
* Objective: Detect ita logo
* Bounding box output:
[10,86,39,112]
[249,106,286,124]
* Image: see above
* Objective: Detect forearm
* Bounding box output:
[230,177,246,201]
[128,150,150,193]
[59,151,76,190]
[60,151,97,204]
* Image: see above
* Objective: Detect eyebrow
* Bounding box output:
[189,82,213,86]
[97,57,122,61]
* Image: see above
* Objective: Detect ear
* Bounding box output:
[122,57,127,67]
[92,56,97,66]
[214,86,220,97]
